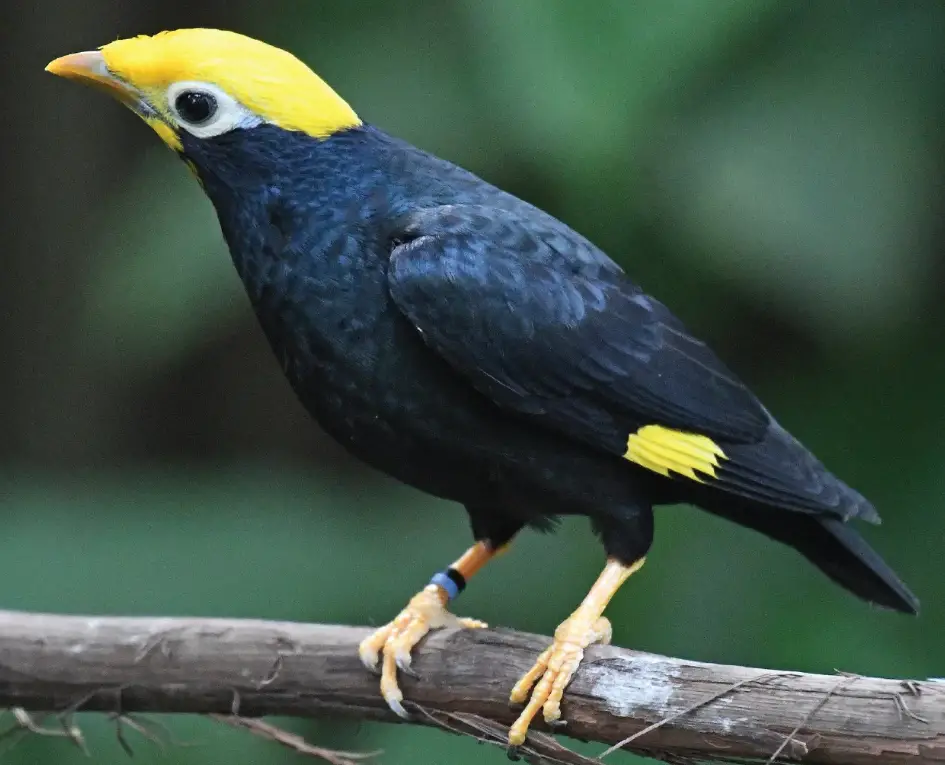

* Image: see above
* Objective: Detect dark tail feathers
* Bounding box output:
[704,503,919,614]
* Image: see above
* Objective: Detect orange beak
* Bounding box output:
[46,50,143,110]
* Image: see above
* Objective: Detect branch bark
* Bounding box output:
[0,610,941,764]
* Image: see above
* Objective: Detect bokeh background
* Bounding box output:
[4,1,944,763]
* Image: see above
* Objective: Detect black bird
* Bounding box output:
[46,28,919,747]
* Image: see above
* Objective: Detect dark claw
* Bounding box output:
[506,744,522,761]
[547,718,567,729]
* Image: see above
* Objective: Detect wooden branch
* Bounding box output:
[0,610,941,764]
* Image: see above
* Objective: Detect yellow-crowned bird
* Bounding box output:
[46,29,918,748]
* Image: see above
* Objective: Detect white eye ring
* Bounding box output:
[166,81,261,139]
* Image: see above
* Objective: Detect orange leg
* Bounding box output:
[508,557,645,747]
[359,541,501,717]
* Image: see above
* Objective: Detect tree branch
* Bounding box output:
[0,610,941,764]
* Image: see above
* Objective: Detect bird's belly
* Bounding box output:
[307,375,500,503]
[282,314,503,504]
[296,344,650,519]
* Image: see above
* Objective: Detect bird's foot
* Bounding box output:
[507,613,612,746]
[359,584,487,718]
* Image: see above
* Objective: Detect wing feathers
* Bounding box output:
[389,204,872,522]
[719,425,880,522]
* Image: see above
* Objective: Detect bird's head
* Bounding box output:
[46,29,361,157]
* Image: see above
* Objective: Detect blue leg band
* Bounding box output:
[429,567,466,601]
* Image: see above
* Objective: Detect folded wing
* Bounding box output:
[387,204,875,522]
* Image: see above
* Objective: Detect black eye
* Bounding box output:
[174,90,217,125]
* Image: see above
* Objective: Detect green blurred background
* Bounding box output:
[5,1,944,762]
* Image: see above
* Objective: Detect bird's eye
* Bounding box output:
[166,81,261,139]
[174,90,217,125]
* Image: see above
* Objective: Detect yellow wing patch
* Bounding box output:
[624,425,726,482]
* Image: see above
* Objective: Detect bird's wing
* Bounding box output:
[387,205,874,521]
[387,205,768,448]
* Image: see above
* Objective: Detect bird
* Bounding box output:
[46,29,918,749]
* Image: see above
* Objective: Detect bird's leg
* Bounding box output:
[359,540,501,717]
[508,556,645,747]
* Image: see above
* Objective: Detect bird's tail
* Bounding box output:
[701,501,919,614]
